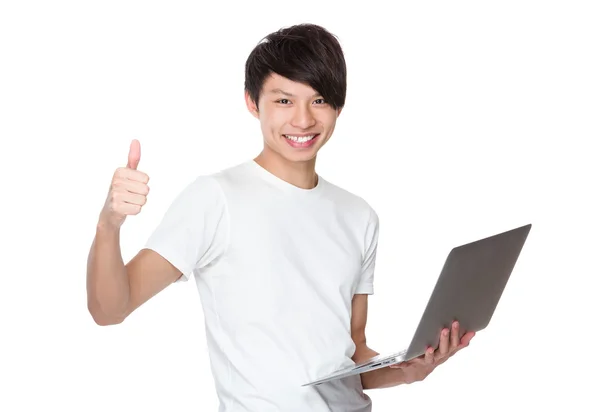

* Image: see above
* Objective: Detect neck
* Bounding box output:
[254,150,318,190]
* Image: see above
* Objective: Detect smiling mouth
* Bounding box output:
[283,134,319,143]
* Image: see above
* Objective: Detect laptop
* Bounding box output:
[302,223,532,386]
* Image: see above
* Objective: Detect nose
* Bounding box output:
[290,105,317,130]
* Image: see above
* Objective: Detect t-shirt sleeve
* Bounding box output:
[354,206,379,295]
[143,175,229,282]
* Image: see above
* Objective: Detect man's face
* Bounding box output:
[245,73,342,163]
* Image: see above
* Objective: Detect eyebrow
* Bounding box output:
[269,88,322,98]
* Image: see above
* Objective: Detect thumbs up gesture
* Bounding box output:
[99,139,150,230]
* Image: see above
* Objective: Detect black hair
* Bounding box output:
[244,23,347,110]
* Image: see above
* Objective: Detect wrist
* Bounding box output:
[96,220,121,239]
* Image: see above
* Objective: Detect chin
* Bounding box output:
[288,153,318,163]
[272,148,313,163]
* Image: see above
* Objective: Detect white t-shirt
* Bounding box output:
[145,160,379,412]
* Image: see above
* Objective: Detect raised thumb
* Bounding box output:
[127,139,141,170]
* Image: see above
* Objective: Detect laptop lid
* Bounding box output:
[404,223,532,360]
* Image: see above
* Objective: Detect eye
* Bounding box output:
[276,99,291,104]
[314,98,326,105]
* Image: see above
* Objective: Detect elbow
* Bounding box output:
[91,313,123,326]
[87,299,125,326]
[352,340,375,364]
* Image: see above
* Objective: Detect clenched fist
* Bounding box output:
[99,139,150,229]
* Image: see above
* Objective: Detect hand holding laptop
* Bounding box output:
[388,320,476,384]
[303,224,531,387]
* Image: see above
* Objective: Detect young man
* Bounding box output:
[87,23,474,411]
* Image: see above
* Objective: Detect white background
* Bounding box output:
[1,1,599,411]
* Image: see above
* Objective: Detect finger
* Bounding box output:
[127,139,141,170]
[424,347,435,365]
[115,191,147,207]
[438,327,450,356]
[451,321,460,349]
[115,167,150,184]
[113,178,150,196]
[459,331,476,348]
[113,202,142,216]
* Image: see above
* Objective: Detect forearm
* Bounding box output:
[86,222,130,324]
[361,363,406,390]
[355,346,407,390]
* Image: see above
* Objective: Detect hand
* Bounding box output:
[389,321,475,384]
[98,139,150,229]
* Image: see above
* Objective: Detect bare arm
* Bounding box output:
[86,139,181,325]
[350,294,378,363]
[86,223,181,325]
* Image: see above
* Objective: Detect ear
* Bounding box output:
[336,107,343,118]
[244,90,260,119]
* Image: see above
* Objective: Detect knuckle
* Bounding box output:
[111,179,123,190]
[135,171,149,183]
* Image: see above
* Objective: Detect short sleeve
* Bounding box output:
[354,207,379,295]
[144,176,229,282]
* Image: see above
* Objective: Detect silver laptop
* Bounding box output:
[302,223,532,386]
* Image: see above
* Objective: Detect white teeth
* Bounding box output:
[285,134,316,143]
